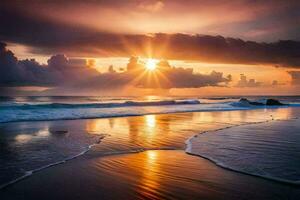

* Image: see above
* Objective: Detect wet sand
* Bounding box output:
[187,118,300,184]
[1,108,300,199]
[1,150,300,200]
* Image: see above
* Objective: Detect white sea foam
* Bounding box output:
[0,144,177,190]
[2,98,299,123]
[185,118,300,185]
[0,138,103,190]
[1,96,300,189]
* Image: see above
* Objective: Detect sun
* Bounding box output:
[145,58,158,71]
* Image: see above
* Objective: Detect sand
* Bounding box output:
[1,108,300,199]
[1,150,300,200]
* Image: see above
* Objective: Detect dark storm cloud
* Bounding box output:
[151,34,300,67]
[0,5,95,49]
[2,0,300,41]
[0,1,300,67]
[0,42,98,87]
[0,42,49,86]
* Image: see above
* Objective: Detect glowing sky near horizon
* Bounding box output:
[1,0,300,95]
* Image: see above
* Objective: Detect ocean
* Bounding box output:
[1,96,300,189]
[1,95,299,123]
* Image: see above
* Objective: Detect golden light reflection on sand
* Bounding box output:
[138,150,161,198]
[84,108,296,152]
[4,108,300,199]
[85,118,129,135]
[147,150,157,162]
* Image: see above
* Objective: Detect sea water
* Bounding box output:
[1,96,300,188]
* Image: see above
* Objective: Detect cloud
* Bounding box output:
[1,0,299,41]
[288,71,300,85]
[0,43,231,93]
[235,74,284,88]
[138,1,164,12]
[236,74,261,87]
[271,80,286,87]
[0,42,98,87]
[76,57,232,91]
[0,1,300,67]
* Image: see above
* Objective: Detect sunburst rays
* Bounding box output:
[111,34,172,89]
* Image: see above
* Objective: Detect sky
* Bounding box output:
[1,0,300,96]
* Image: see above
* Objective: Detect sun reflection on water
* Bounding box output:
[147,151,157,162]
[83,107,296,154]
[14,127,50,144]
[145,115,156,128]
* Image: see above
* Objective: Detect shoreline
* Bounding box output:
[186,151,300,186]
[1,116,299,191]
[1,150,299,200]
[2,103,290,124]
[1,109,300,199]
[186,117,300,186]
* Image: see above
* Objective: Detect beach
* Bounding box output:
[2,1,300,198]
[1,105,300,199]
[2,150,300,200]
